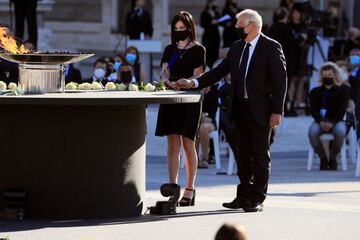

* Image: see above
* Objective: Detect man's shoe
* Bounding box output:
[243,202,263,212]
[222,198,247,209]
[320,158,328,170]
[329,159,337,170]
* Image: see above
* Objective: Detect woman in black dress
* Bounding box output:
[200,0,220,69]
[156,11,206,206]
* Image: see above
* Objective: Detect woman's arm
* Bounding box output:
[192,66,204,79]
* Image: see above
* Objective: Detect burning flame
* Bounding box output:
[0,27,30,54]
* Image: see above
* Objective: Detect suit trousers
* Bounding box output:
[234,99,271,203]
[14,0,38,47]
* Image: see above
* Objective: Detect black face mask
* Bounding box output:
[323,77,334,86]
[236,27,248,40]
[121,71,133,83]
[174,30,190,42]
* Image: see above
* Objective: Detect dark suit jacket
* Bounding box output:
[197,33,287,127]
[65,65,82,84]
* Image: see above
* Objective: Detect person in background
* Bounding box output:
[102,56,117,81]
[215,223,248,240]
[268,7,297,116]
[344,28,360,57]
[0,59,18,84]
[11,0,38,48]
[279,0,293,10]
[288,6,307,111]
[200,0,220,69]
[114,54,126,72]
[347,49,360,136]
[84,58,109,85]
[308,62,348,171]
[124,46,147,84]
[196,85,218,169]
[116,63,134,85]
[65,64,82,84]
[125,0,153,40]
[221,0,243,48]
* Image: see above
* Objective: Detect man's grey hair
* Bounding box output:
[236,9,263,31]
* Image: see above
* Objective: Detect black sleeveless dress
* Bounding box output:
[155,43,206,140]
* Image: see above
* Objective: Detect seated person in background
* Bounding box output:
[102,56,118,82]
[116,63,134,84]
[124,46,147,84]
[114,54,126,72]
[215,223,248,240]
[196,85,218,169]
[336,60,356,132]
[0,59,18,84]
[347,49,360,136]
[308,62,349,171]
[84,58,109,86]
[65,64,82,84]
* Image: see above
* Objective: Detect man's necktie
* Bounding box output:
[237,42,251,99]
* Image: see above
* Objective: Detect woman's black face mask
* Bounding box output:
[174,29,190,42]
[121,71,133,83]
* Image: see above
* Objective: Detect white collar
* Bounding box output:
[246,33,261,47]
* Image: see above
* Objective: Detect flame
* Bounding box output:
[0,27,30,54]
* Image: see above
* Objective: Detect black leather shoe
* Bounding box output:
[329,159,337,170]
[222,198,247,209]
[320,158,328,170]
[243,202,263,212]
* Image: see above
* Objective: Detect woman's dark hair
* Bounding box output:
[171,11,196,44]
[273,7,288,23]
[124,45,140,64]
[279,0,291,9]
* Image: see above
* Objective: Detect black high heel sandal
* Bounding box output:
[179,188,196,207]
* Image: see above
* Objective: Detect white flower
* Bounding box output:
[105,82,116,90]
[78,83,92,90]
[65,82,77,90]
[129,83,139,91]
[116,83,127,91]
[0,81,6,91]
[145,83,156,92]
[92,81,103,90]
[8,82,17,91]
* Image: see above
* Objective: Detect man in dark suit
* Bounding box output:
[174,9,287,212]
[65,64,82,84]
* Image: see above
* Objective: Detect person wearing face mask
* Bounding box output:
[308,62,349,171]
[156,11,206,207]
[125,0,153,40]
[84,58,109,85]
[221,0,243,48]
[124,46,148,84]
[347,49,360,136]
[116,63,134,85]
[174,9,287,212]
[200,0,220,69]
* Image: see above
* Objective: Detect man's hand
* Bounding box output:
[269,114,281,129]
[173,78,195,90]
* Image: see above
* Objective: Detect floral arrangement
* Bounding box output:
[65,81,166,92]
[0,81,23,95]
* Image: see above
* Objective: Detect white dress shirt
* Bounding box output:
[193,33,261,96]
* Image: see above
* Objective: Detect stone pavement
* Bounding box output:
[1,105,359,240]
